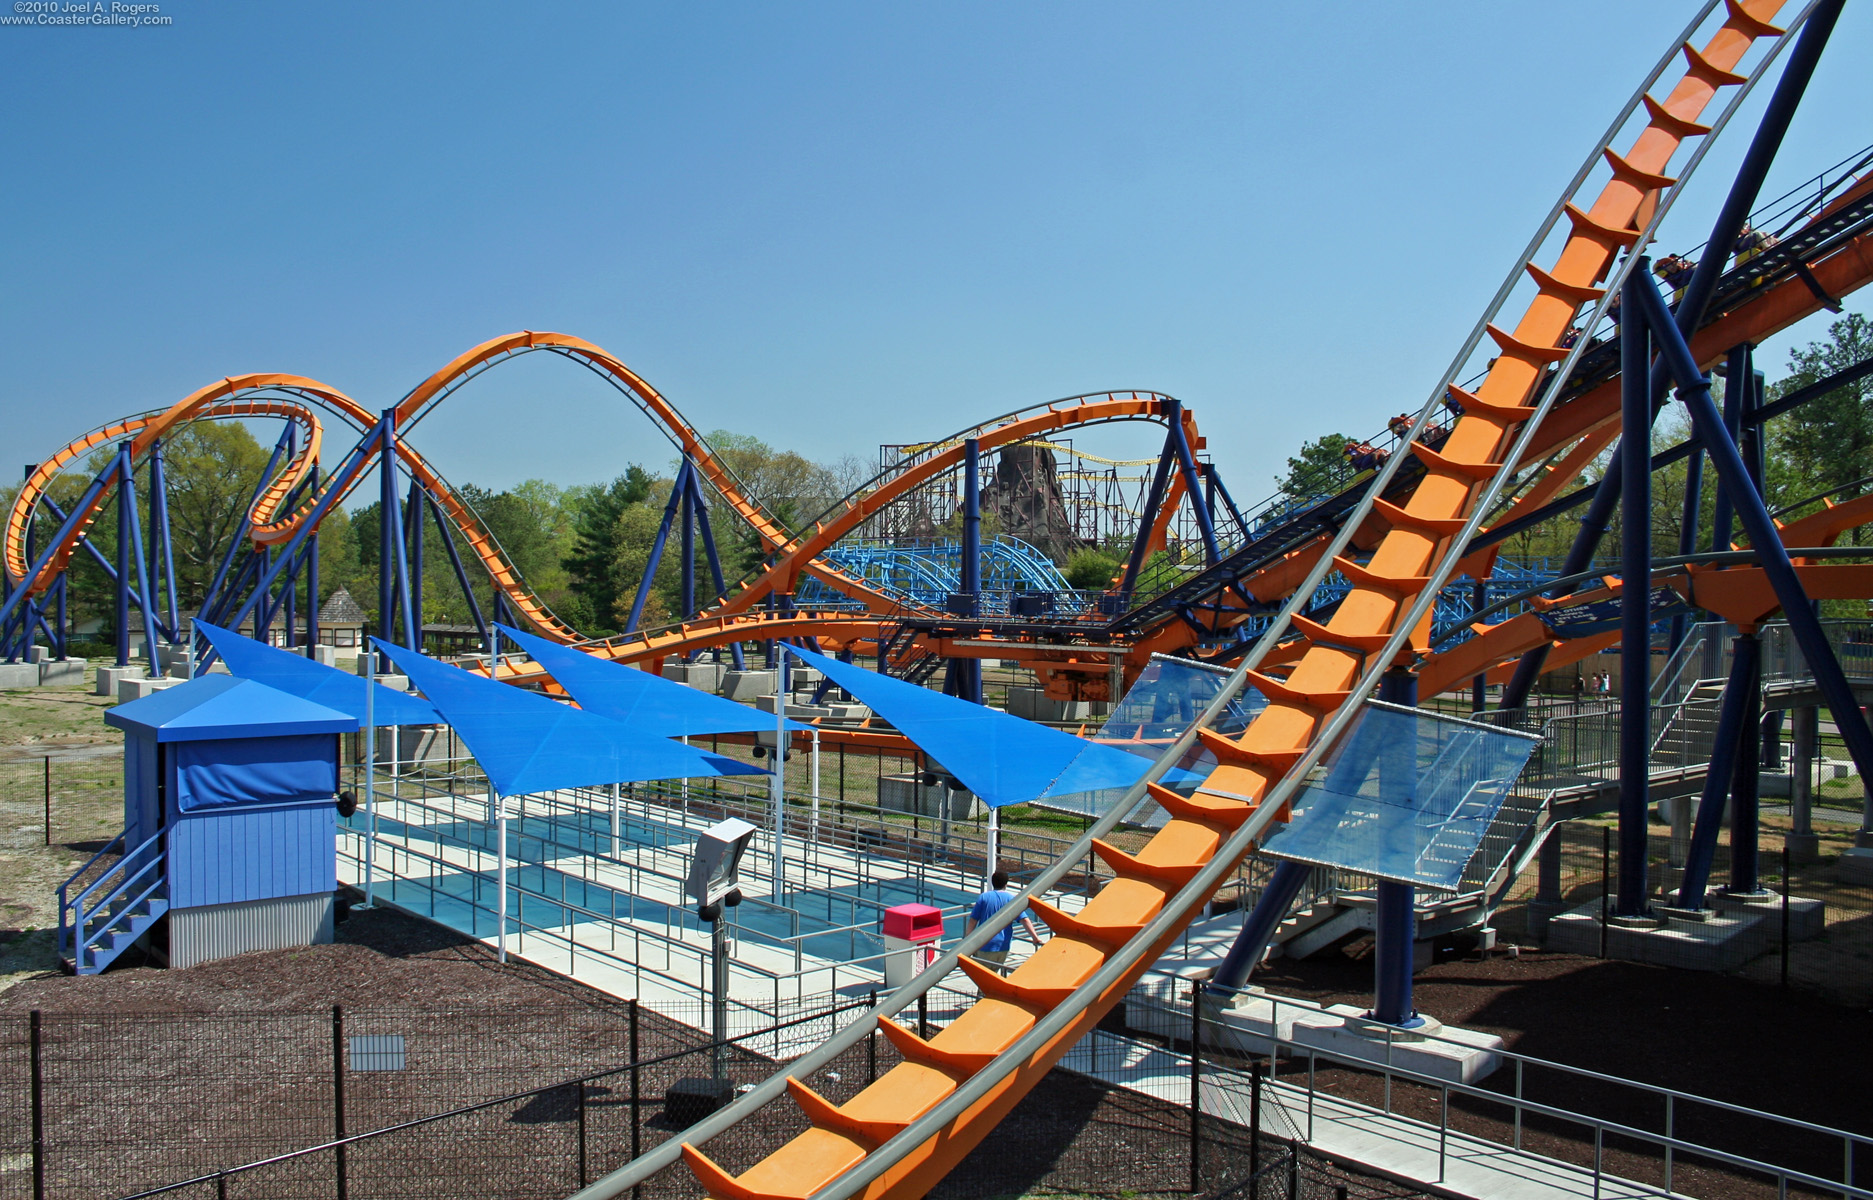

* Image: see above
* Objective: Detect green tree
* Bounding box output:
[160,422,272,607]
[1766,311,1873,537]
[1063,546,1122,590]
[560,466,655,635]
[609,491,685,629]
[1276,433,1353,504]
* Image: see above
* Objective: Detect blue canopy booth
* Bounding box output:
[80,675,359,973]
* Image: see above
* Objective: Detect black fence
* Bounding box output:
[1487,818,1873,1005]
[0,985,1388,1200]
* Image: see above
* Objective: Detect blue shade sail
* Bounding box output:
[785,644,1195,809]
[195,620,441,728]
[1256,701,1542,892]
[493,624,806,737]
[1032,655,1257,823]
[373,640,767,798]
[106,674,358,743]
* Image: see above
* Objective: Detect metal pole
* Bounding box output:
[1599,826,1611,958]
[772,651,788,902]
[1780,843,1792,987]
[363,649,377,908]
[1731,642,1765,894]
[811,729,821,842]
[43,757,50,846]
[711,915,728,1080]
[496,784,508,965]
[331,1004,348,1200]
[628,999,641,1187]
[1372,670,1420,1022]
[1617,265,1654,919]
[30,1009,43,1200]
[1188,986,1202,1196]
[985,807,999,890]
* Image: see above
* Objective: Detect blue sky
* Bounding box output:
[2,2,1869,507]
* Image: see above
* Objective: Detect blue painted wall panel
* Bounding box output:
[122,731,162,851]
[168,803,336,908]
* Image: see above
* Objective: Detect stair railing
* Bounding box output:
[62,829,166,973]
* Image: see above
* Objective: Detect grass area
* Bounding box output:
[0,669,126,986]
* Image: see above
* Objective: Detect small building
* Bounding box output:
[315,588,369,649]
[82,675,359,973]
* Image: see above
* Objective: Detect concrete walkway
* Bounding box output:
[1059,1029,1660,1200]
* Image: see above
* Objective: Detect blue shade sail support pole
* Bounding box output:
[1617,265,1655,919]
[1370,670,1420,1027]
[1497,0,1842,713]
[363,649,377,909]
[772,650,788,904]
[1628,252,1873,848]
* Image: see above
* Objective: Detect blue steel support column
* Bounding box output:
[1370,670,1420,1027]
[1679,631,1761,909]
[625,459,688,634]
[114,447,133,669]
[53,575,66,660]
[1210,860,1313,992]
[1165,411,1221,567]
[1671,437,1705,650]
[118,449,162,678]
[381,415,418,655]
[377,419,395,668]
[1709,347,1750,552]
[148,440,178,639]
[1120,411,1181,597]
[1617,266,1655,919]
[1630,260,1873,848]
[1730,635,1765,895]
[405,477,424,651]
[427,493,487,646]
[1497,0,1842,713]
[680,463,696,626]
[306,462,321,657]
[956,440,983,705]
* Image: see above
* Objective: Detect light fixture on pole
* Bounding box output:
[671,816,757,1126]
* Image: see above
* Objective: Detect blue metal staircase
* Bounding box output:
[58,829,168,975]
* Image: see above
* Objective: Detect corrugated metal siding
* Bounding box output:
[168,892,334,969]
[167,802,336,908]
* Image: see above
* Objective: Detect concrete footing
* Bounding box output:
[665,661,725,691]
[1710,891,1827,942]
[38,659,86,686]
[720,670,775,701]
[118,676,182,703]
[1006,686,1103,723]
[0,662,39,689]
[96,665,145,696]
[1840,847,1873,885]
[1546,900,1772,970]
[878,774,983,820]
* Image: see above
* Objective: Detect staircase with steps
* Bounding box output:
[57,829,168,975]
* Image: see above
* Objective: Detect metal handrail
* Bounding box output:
[55,830,125,953]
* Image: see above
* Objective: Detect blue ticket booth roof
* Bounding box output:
[106,675,359,742]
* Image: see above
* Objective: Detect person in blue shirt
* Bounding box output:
[966,870,1044,974]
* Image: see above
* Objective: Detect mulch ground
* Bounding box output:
[1224,940,1873,1200]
